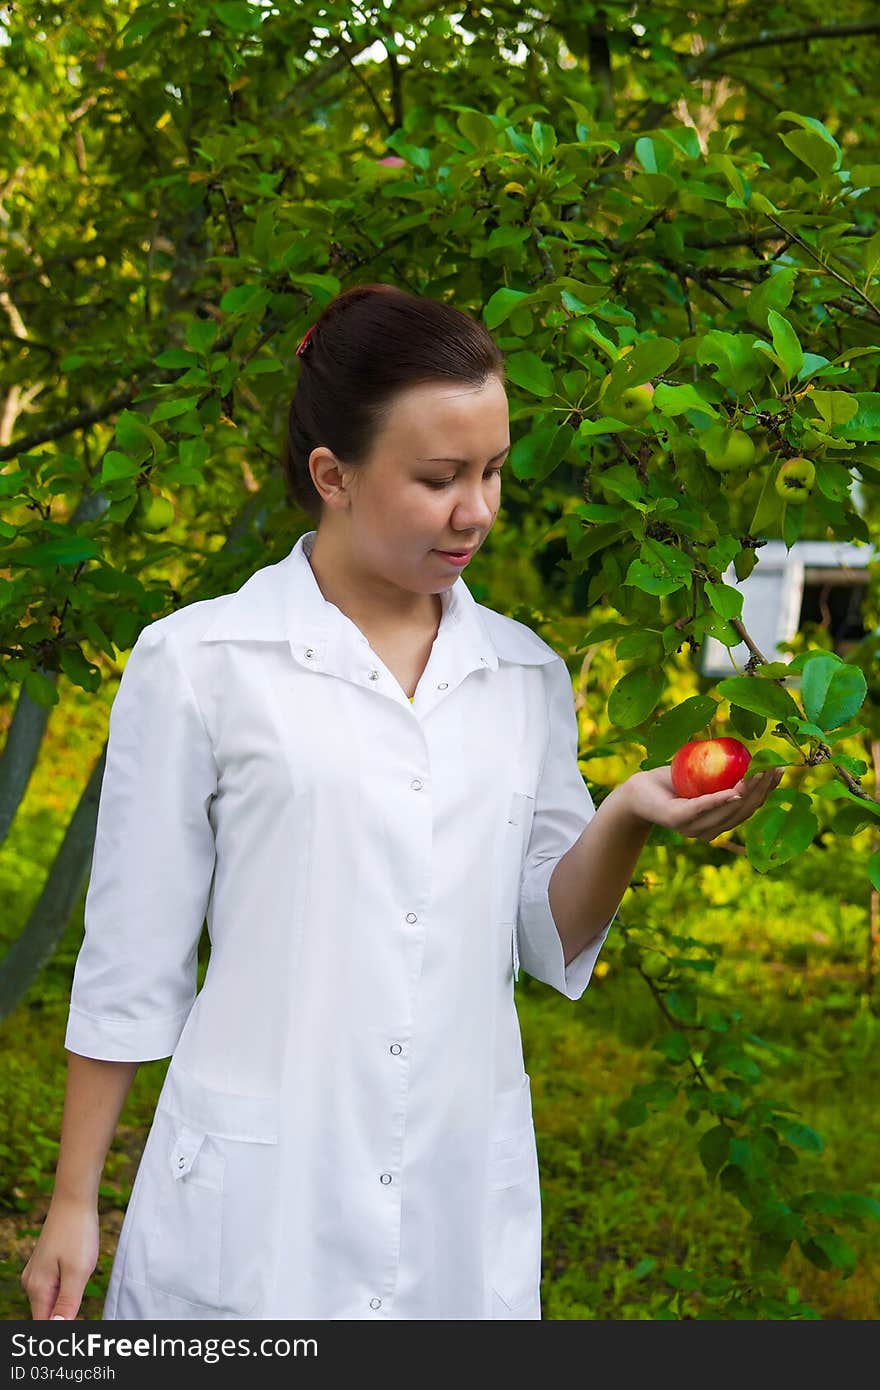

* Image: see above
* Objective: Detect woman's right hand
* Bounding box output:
[20,1195,100,1320]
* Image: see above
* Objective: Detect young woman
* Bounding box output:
[21,283,781,1322]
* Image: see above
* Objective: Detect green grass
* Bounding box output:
[2,825,878,1319]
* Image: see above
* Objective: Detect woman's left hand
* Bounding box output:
[622,765,784,842]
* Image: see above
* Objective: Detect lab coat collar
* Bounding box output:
[199,530,557,674]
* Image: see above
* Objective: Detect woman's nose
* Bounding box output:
[453,484,495,529]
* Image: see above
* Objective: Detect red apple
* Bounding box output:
[670,737,751,798]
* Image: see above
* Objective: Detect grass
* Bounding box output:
[2,820,878,1320]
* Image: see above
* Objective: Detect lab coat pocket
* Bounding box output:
[487,1074,542,1315]
[131,1064,279,1317]
[501,791,535,983]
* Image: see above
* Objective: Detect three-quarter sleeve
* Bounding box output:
[64,621,218,1062]
[516,656,617,1001]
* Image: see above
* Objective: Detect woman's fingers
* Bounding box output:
[695,770,782,840]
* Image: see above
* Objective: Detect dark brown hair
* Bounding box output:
[281,283,506,522]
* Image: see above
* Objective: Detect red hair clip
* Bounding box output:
[296,323,316,357]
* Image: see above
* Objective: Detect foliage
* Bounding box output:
[2,0,879,1317]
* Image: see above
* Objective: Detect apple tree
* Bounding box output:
[2,0,879,1317]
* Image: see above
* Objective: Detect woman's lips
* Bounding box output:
[435,549,473,567]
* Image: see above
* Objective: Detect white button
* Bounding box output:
[437,682,448,690]
[405,912,417,923]
[390,1043,402,1055]
[480,655,488,665]
[380,1173,393,1184]
[410,778,423,790]
[370,1298,382,1310]
[369,670,380,681]
[304,648,315,659]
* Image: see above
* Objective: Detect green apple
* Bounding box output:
[602,381,655,425]
[774,456,815,504]
[640,950,671,980]
[134,491,175,532]
[701,425,756,472]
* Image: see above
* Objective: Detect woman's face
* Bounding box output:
[312,374,511,596]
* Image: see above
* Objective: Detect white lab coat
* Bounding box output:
[64,529,617,1320]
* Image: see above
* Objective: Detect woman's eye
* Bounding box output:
[425,468,503,490]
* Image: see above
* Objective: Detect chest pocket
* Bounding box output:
[501,791,536,983]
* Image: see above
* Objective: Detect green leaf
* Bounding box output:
[715,675,800,722]
[835,392,880,441]
[626,538,693,597]
[457,109,497,150]
[652,383,718,418]
[777,1121,824,1154]
[744,800,819,872]
[504,350,555,398]
[839,1193,880,1221]
[531,120,557,160]
[616,630,665,662]
[154,349,199,369]
[698,1124,731,1180]
[220,283,271,314]
[607,666,666,728]
[766,310,804,381]
[14,536,101,566]
[605,338,679,396]
[616,1096,649,1128]
[23,669,60,708]
[696,331,766,394]
[664,990,697,1025]
[59,646,101,693]
[100,450,139,483]
[509,422,573,481]
[703,1038,762,1083]
[645,695,718,764]
[705,581,743,621]
[149,395,203,424]
[632,1080,678,1109]
[653,1031,691,1063]
[808,1232,857,1275]
[185,320,219,354]
[598,462,651,509]
[747,466,785,537]
[810,391,859,426]
[179,437,210,471]
[214,2,264,31]
[779,129,840,179]
[745,268,797,328]
[484,288,529,330]
[863,229,880,281]
[115,410,162,457]
[576,619,634,647]
[800,654,867,730]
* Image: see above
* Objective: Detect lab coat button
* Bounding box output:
[405,912,417,923]
[437,681,448,690]
[410,778,423,790]
[304,648,315,659]
[369,670,380,681]
[380,1173,393,1184]
[390,1043,402,1055]
[370,1298,382,1310]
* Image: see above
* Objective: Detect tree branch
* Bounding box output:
[691,21,880,72]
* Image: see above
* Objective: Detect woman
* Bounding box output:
[21,283,781,1321]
